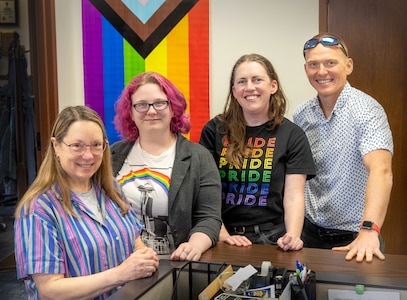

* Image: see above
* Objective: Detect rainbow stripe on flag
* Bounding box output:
[82,0,209,143]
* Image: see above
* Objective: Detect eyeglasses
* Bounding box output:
[61,140,107,155]
[303,35,348,57]
[132,100,169,113]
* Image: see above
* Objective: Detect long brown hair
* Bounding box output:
[14,106,128,217]
[217,53,287,166]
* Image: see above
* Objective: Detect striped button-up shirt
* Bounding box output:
[14,182,143,300]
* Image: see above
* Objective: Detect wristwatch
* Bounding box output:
[360,221,380,234]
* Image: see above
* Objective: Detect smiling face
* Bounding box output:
[232,61,278,126]
[52,120,104,192]
[131,83,174,136]
[304,43,353,102]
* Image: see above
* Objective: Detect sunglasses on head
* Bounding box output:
[303,35,348,57]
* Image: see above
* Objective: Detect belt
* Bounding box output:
[227,218,283,234]
[304,218,358,243]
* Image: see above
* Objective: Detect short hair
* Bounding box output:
[304,32,349,58]
[114,72,191,141]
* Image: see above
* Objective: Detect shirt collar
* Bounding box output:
[309,81,351,118]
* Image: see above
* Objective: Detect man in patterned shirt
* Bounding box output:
[293,33,393,262]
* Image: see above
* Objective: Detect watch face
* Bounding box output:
[361,221,380,234]
[362,221,373,229]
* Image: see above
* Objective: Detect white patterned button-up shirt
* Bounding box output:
[293,82,393,231]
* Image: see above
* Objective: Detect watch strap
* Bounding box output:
[360,221,381,234]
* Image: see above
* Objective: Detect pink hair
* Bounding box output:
[113,72,191,141]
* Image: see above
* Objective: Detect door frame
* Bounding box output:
[28,0,59,168]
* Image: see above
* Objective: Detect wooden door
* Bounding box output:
[28,0,59,171]
[320,0,407,254]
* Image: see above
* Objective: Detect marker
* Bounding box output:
[296,260,303,272]
[300,265,307,282]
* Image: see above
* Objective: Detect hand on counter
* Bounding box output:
[170,232,213,261]
[277,233,303,251]
[222,235,253,247]
[218,223,252,247]
[170,242,203,261]
[332,230,385,262]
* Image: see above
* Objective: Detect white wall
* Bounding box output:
[55,0,84,108]
[210,0,318,119]
[55,0,319,120]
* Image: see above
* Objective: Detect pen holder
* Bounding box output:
[290,271,316,300]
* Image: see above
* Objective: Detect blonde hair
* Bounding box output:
[14,106,128,217]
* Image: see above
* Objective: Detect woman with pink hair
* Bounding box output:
[111,72,221,261]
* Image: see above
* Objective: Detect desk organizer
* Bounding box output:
[193,262,316,300]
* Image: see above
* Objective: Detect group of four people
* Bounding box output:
[13,33,393,299]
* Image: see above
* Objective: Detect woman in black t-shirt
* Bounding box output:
[199,54,315,251]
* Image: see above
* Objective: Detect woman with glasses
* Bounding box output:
[111,72,222,261]
[199,54,316,251]
[14,106,159,300]
[294,33,393,262]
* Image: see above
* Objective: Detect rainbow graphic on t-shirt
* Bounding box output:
[219,137,276,207]
[118,168,170,195]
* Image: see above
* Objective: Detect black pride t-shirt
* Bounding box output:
[199,117,315,227]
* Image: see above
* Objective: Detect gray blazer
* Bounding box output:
[111,134,222,247]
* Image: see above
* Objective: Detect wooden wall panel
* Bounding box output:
[28,0,59,169]
[320,0,407,255]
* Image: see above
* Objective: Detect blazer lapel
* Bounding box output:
[168,135,191,211]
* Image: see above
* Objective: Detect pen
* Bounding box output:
[304,269,311,284]
[300,267,307,282]
[295,260,303,272]
[290,273,303,286]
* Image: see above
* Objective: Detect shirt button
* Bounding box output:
[116,236,120,240]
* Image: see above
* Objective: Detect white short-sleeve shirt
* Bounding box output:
[293,82,393,231]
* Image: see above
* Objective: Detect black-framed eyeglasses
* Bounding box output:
[132,100,169,113]
[61,140,107,155]
[303,35,348,57]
